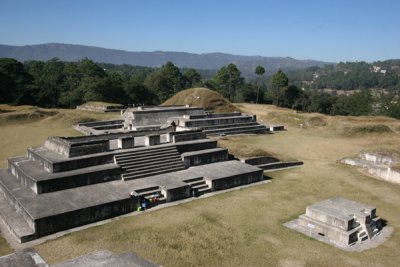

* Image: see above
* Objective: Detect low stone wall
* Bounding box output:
[207,169,263,191]
[175,140,217,153]
[161,183,190,202]
[124,107,205,126]
[181,148,228,168]
[242,156,280,165]
[36,168,122,194]
[341,158,400,185]
[44,137,110,158]
[366,167,400,184]
[27,148,114,173]
[34,198,138,236]
[359,152,395,165]
[172,132,206,143]
[77,120,124,128]
[182,116,253,128]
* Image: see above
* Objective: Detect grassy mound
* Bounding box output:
[162,87,238,113]
[342,124,393,136]
[0,106,58,125]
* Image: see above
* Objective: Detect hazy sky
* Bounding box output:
[1,0,399,62]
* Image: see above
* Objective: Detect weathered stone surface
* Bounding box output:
[287,197,384,247]
[0,249,48,267]
[144,135,160,146]
[52,249,159,267]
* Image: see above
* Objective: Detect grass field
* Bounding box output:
[0,103,400,266]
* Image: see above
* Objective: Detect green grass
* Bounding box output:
[1,103,400,266]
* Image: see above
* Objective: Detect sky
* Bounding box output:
[0,0,399,62]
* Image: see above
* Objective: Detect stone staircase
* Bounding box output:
[184,177,212,196]
[203,123,268,136]
[133,186,167,209]
[115,146,186,180]
[355,215,382,243]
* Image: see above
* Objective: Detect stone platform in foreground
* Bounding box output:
[284,196,392,251]
[0,159,263,243]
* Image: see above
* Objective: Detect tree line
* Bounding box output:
[287,61,400,91]
[0,57,399,119]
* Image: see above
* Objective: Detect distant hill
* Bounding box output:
[0,43,330,75]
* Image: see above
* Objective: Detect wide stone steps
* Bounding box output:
[126,162,185,173]
[184,177,212,196]
[199,121,259,130]
[133,186,166,206]
[0,170,36,242]
[123,157,183,171]
[116,151,181,165]
[0,193,35,243]
[205,125,268,135]
[122,164,186,181]
[114,146,177,160]
[115,145,186,180]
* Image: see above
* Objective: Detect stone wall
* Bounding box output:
[172,132,206,143]
[207,169,263,191]
[124,107,205,127]
[181,148,228,168]
[34,198,138,236]
[44,137,109,158]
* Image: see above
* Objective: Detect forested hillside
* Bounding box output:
[0,57,399,119]
[287,60,400,91]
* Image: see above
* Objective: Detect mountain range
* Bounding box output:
[0,43,330,75]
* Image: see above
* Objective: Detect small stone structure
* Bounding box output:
[341,151,400,185]
[0,248,159,267]
[285,197,388,250]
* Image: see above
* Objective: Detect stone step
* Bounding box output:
[122,166,186,180]
[125,162,185,175]
[122,158,184,172]
[183,177,204,183]
[200,121,259,130]
[206,126,268,136]
[187,180,206,187]
[133,186,160,194]
[191,183,208,190]
[0,193,36,243]
[0,171,33,225]
[115,146,177,160]
[198,187,212,194]
[116,152,181,165]
[204,125,267,134]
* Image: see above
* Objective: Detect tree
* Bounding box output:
[0,58,34,104]
[143,61,185,102]
[255,65,265,104]
[212,63,244,101]
[183,68,202,88]
[271,69,289,88]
